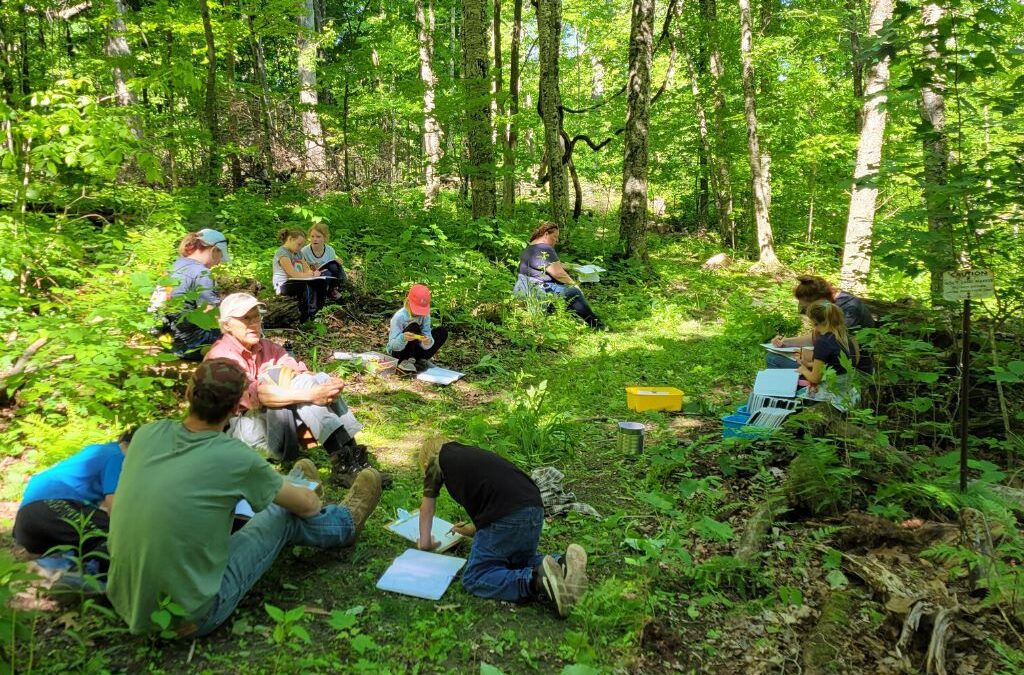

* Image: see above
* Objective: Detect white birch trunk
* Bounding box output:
[839,0,894,293]
[415,0,443,204]
[297,0,328,187]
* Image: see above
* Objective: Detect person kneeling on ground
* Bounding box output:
[512,221,604,330]
[301,222,347,302]
[13,427,136,569]
[386,284,448,373]
[416,437,588,618]
[767,274,875,370]
[206,293,388,486]
[107,359,383,637]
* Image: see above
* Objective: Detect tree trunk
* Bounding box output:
[590,53,605,100]
[199,0,219,184]
[738,0,778,267]
[501,0,521,214]
[537,0,569,226]
[225,46,242,189]
[106,0,135,107]
[618,0,654,261]
[493,0,503,190]
[919,2,953,304]
[298,0,328,190]
[839,0,894,294]
[680,30,716,235]
[415,0,443,205]
[461,0,496,218]
[248,16,275,177]
[701,0,736,248]
[847,0,865,130]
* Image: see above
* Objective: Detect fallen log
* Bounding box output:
[735,494,784,564]
[802,589,855,674]
[959,507,996,598]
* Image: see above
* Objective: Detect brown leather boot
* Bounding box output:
[341,468,382,535]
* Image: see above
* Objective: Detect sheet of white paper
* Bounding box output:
[234,499,255,519]
[334,351,355,360]
[574,264,606,274]
[753,369,799,398]
[386,510,463,553]
[416,367,464,386]
[760,342,801,354]
[376,549,467,600]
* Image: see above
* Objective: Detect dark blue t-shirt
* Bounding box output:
[517,244,560,285]
[835,291,875,330]
[20,442,125,507]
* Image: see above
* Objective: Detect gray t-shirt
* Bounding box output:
[272,246,304,293]
[170,256,219,310]
[301,243,337,269]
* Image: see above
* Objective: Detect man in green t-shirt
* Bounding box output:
[108,358,382,636]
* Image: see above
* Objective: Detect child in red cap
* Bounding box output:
[386,284,448,373]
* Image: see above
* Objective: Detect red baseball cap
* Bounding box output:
[407,284,431,315]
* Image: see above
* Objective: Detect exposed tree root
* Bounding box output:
[801,589,854,674]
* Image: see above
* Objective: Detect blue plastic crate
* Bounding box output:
[722,409,771,440]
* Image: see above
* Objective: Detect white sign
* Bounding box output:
[942,270,994,301]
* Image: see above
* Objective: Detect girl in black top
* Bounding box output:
[797,300,863,387]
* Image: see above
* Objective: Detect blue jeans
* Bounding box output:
[461,506,547,603]
[766,352,799,369]
[194,504,355,635]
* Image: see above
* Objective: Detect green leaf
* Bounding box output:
[328,610,358,632]
[265,603,285,622]
[561,666,602,675]
[150,610,170,630]
[291,625,312,644]
[696,516,734,543]
[825,570,849,588]
[480,664,505,675]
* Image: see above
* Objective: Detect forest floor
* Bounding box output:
[2,235,1021,673]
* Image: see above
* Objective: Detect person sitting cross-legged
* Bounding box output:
[386,284,448,373]
[205,293,389,486]
[107,358,383,637]
[416,437,588,618]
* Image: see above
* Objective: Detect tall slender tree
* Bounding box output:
[536,0,568,226]
[106,0,135,108]
[415,0,442,205]
[701,0,735,247]
[619,0,655,261]
[919,2,953,302]
[840,0,894,293]
[738,0,778,266]
[199,0,220,183]
[501,0,522,213]
[461,0,496,217]
[298,0,328,189]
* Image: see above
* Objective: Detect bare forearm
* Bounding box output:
[257,384,312,408]
[418,497,436,549]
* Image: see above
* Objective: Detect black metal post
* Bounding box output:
[960,297,971,493]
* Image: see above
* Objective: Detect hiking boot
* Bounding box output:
[288,458,324,498]
[414,358,435,372]
[341,468,383,535]
[537,555,572,618]
[397,358,417,373]
[563,544,588,603]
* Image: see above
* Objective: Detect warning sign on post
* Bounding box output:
[942,269,995,301]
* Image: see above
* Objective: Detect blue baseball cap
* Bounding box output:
[198,228,231,263]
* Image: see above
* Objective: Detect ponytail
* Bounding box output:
[807,300,859,363]
[278,227,304,244]
[529,221,560,243]
[179,232,213,257]
[794,275,836,304]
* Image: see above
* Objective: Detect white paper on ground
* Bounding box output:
[571,264,606,283]
[376,549,467,600]
[753,369,800,398]
[386,509,463,553]
[760,342,801,354]
[416,367,464,385]
[334,351,355,360]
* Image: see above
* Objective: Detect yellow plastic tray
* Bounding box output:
[626,386,684,412]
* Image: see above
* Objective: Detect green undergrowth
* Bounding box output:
[3,187,1023,672]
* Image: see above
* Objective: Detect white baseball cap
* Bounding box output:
[219,293,265,322]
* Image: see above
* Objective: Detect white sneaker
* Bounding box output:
[397,358,417,373]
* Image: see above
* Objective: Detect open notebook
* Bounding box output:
[376,549,467,600]
[385,508,463,553]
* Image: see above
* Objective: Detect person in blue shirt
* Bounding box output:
[386,284,448,373]
[13,428,136,558]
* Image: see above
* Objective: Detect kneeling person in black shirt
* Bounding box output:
[417,438,588,618]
